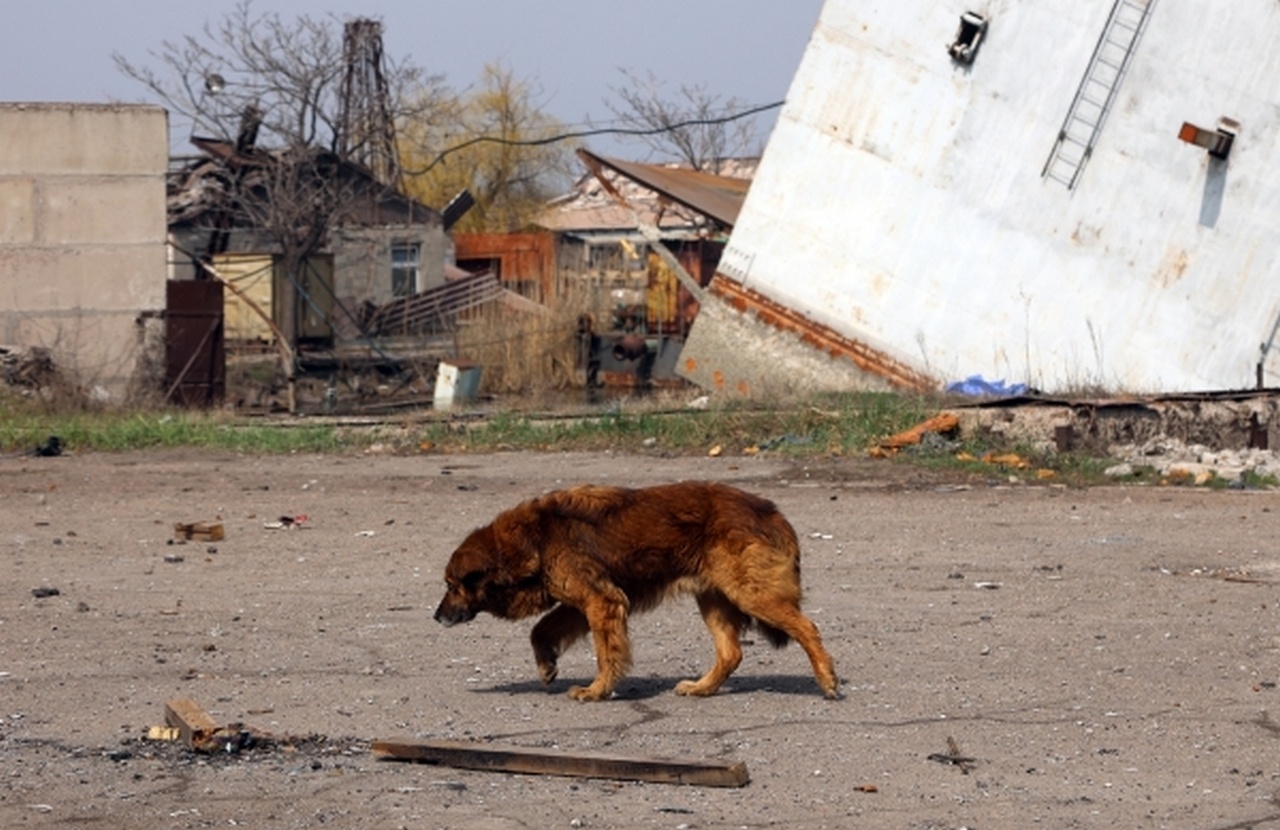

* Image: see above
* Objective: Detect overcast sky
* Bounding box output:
[0,1,824,159]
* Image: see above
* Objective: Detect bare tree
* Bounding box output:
[401,63,578,232]
[115,1,448,407]
[603,69,763,172]
[115,1,445,158]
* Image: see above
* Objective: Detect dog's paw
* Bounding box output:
[567,683,613,702]
[537,660,558,685]
[674,679,718,697]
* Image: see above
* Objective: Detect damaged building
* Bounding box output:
[678,0,1280,397]
[537,150,755,386]
[164,133,458,406]
[167,136,448,345]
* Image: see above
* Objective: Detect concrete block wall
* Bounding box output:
[0,102,168,401]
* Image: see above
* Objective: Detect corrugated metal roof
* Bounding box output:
[539,153,755,235]
[576,150,751,229]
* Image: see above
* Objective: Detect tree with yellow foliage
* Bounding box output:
[400,63,577,232]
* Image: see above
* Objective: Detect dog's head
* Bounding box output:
[434,519,548,625]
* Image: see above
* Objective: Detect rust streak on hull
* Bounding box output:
[707,275,936,392]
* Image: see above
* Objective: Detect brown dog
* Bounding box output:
[433,482,839,701]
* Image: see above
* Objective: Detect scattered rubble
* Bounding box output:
[1107,437,1280,484]
[0,345,56,389]
[263,514,309,530]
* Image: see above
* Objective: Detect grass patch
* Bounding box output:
[0,392,942,458]
[1239,468,1280,489]
[414,392,940,456]
[0,407,347,455]
[8,392,1206,491]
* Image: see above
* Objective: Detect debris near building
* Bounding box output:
[1,345,57,391]
[535,151,756,389]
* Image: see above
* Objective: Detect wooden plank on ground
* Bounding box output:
[371,738,750,788]
[165,698,219,749]
[173,521,225,542]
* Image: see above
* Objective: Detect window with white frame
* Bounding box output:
[391,242,420,297]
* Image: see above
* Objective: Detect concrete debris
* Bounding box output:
[1108,438,1280,483]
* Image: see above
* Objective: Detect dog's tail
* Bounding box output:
[754,620,792,649]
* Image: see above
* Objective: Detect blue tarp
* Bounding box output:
[945,375,1029,397]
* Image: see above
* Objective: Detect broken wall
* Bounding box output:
[0,102,168,400]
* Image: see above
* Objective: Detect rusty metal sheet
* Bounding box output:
[453,232,557,301]
[576,149,749,229]
[165,280,225,407]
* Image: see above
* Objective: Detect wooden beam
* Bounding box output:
[372,738,749,788]
[173,521,225,542]
[165,698,219,750]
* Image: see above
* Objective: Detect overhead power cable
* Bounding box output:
[403,100,784,175]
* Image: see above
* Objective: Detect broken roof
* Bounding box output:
[538,151,755,238]
[168,137,439,229]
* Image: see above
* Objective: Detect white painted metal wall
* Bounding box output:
[695,0,1280,393]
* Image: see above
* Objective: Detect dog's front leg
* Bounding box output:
[530,604,589,685]
[569,589,631,701]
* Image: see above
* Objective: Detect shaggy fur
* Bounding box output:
[433,481,839,701]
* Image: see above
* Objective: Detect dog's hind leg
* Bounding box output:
[723,572,840,700]
[676,591,749,696]
[750,603,839,699]
[530,604,589,685]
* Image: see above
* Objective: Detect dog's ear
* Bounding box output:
[444,528,497,583]
[491,508,543,585]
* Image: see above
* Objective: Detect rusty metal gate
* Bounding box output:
[165,280,225,407]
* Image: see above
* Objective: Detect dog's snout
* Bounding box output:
[433,595,475,626]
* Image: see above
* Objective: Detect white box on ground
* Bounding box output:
[433,360,481,409]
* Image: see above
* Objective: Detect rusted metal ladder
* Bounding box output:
[1042,0,1154,189]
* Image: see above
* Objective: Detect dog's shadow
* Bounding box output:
[480,673,826,700]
